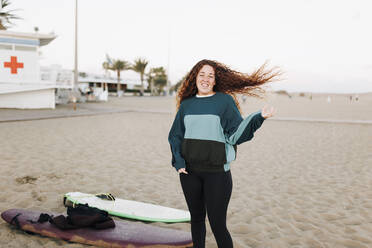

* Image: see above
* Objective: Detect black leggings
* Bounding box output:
[180,170,233,248]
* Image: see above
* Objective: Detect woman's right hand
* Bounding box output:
[178,168,188,174]
[261,105,275,119]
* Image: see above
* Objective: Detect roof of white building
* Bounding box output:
[0,30,56,46]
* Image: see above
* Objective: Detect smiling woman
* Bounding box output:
[196,64,215,96]
[168,59,281,248]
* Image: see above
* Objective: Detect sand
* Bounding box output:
[0,92,371,248]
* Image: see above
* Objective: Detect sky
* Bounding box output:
[8,0,372,93]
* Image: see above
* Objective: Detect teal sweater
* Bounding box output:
[168,92,265,172]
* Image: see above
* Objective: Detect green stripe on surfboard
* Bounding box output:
[64,193,190,223]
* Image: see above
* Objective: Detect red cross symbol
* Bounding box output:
[4,56,24,74]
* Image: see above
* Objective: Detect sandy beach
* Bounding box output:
[0,92,372,248]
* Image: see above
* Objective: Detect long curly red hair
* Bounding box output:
[176,59,281,112]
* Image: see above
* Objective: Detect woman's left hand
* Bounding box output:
[261,105,275,119]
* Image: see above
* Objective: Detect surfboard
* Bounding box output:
[1,208,193,248]
[64,192,191,223]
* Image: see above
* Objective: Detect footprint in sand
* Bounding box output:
[15,176,38,185]
[31,190,46,202]
[46,173,61,180]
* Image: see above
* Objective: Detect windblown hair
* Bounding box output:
[176,59,281,112]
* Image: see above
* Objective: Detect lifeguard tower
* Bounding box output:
[0,30,57,109]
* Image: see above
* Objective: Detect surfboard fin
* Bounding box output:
[95,193,115,201]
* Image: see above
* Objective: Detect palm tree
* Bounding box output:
[147,67,167,95]
[102,61,110,76]
[102,54,113,78]
[109,59,131,96]
[152,67,167,94]
[146,68,158,96]
[0,0,21,30]
[132,58,148,96]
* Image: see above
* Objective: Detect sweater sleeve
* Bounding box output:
[223,96,265,145]
[168,104,186,171]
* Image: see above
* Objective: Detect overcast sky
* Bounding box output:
[10,0,372,93]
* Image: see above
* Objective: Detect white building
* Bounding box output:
[41,64,144,101]
[0,30,57,109]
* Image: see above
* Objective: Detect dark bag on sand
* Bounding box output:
[35,204,115,230]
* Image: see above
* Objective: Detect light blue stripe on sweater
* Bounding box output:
[184,115,225,142]
[225,111,261,145]
[223,143,236,171]
[225,143,236,163]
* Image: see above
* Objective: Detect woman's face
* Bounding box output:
[196,65,216,95]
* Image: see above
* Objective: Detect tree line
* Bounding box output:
[103,55,168,96]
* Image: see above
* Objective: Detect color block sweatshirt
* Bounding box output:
[168,92,265,172]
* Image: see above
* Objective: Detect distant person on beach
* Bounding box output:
[168,59,280,248]
[241,94,247,103]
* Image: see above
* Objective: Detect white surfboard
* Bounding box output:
[64,192,190,223]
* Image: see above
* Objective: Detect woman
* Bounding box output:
[168,59,280,248]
